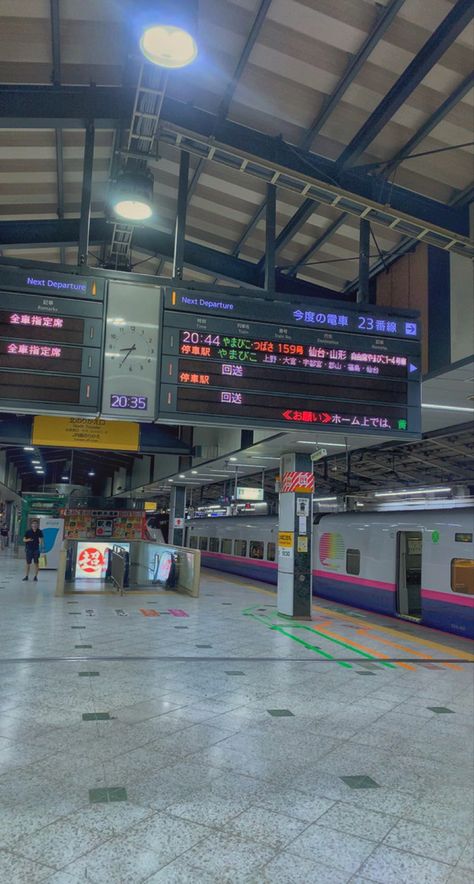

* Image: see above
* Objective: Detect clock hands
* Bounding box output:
[119,344,137,368]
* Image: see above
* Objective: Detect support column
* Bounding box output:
[264,182,276,295]
[169,484,186,546]
[77,121,95,266]
[357,217,370,304]
[173,150,189,280]
[277,453,313,619]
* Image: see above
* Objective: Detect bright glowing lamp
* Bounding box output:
[137,0,198,69]
[111,169,154,222]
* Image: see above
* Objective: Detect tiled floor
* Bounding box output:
[0,555,473,883]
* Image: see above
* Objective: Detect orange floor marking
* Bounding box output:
[315,625,417,671]
[313,604,474,662]
[354,628,463,671]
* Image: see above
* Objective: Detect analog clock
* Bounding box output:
[107,324,156,374]
[101,281,161,421]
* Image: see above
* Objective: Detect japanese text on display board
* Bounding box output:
[160,288,421,438]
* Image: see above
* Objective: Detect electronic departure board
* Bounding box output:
[0,268,105,415]
[159,288,421,438]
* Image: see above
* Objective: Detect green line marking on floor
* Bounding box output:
[299,624,396,669]
[79,671,100,677]
[82,712,111,721]
[273,625,352,668]
[75,645,92,649]
[71,626,86,629]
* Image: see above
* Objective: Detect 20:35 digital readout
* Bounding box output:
[110,394,148,410]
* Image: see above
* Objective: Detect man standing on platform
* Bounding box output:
[23,519,44,582]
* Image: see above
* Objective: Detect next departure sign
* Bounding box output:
[159,288,421,438]
[0,267,104,416]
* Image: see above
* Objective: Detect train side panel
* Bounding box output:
[315,516,396,616]
[185,510,474,638]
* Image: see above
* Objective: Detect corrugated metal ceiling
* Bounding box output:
[0,0,472,291]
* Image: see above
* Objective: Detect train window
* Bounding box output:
[455,533,473,543]
[267,542,276,562]
[189,535,198,549]
[451,559,474,595]
[346,548,360,575]
[221,539,232,554]
[250,541,264,560]
[198,536,208,551]
[234,540,247,557]
[209,537,220,552]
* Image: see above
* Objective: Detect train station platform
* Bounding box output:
[0,557,473,883]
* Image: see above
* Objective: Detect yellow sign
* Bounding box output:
[33,416,140,452]
[144,501,157,512]
[278,531,294,548]
[297,536,308,553]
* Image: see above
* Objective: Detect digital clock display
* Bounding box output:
[110,394,148,410]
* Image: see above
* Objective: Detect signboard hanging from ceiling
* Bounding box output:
[0,265,105,416]
[235,487,264,501]
[33,416,139,452]
[158,287,422,439]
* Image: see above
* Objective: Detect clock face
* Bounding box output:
[107,324,156,374]
[101,282,161,421]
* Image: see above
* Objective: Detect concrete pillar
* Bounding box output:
[169,485,186,546]
[277,453,314,619]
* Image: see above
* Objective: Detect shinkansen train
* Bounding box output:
[185,508,474,638]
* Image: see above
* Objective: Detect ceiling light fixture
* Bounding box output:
[297,441,346,447]
[24,446,34,451]
[422,404,474,413]
[137,0,199,69]
[313,496,337,502]
[375,487,451,497]
[111,168,154,221]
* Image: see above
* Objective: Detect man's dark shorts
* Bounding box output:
[26,547,40,565]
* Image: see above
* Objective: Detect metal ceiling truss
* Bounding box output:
[186,0,272,204]
[0,87,471,260]
[234,0,407,256]
[0,222,338,301]
[261,0,474,275]
[109,63,168,268]
[337,0,473,170]
[159,114,473,259]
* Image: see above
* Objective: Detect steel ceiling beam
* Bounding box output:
[300,0,407,151]
[338,0,473,170]
[232,0,407,255]
[280,216,347,277]
[186,0,272,203]
[367,71,474,177]
[260,0,472,274]
[0,86,469,243]
[0,218,337,299]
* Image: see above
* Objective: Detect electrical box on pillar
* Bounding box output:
[277,452,314,620]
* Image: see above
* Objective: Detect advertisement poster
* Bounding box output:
[75,542,130,580]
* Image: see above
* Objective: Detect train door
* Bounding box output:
[396,531,422,619]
